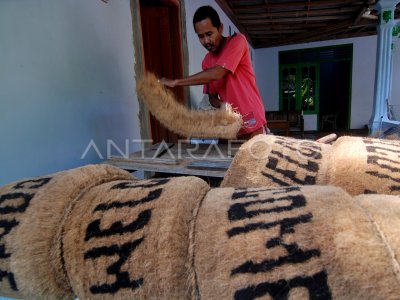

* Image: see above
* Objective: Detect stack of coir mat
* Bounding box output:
[0,136,399,299]
[222,135,400,195]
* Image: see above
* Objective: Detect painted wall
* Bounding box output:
[254,35,380,130]
[0,0,141,186]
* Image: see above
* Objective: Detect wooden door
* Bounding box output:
[140,3,185,143]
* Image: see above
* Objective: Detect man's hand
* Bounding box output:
[158,66,229,88]
[159,78,178,88]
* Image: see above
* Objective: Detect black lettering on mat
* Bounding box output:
[227,213,313,238]
[229,212,319,277]
[85,209,151,241]
[110,178,170,190]
[0,220,19,290]
[0,193,33,214]
[0,270,17,292]
[275,138,323,159]
[262,158,317,185]
[84,239,145,294]
[367,155,400,173]
[94,188,163,212]
[228,188,308,238]
[364,140,400,191]
[84,208,152,294]
[228,187,330,299]
[270,150,320,172]
[260,138,323,186]
[0,219,19,258]
[13,177,51,190]
[0,177,52,291]
[228,195,306,221]
[83,178,169,295]
[234,270,331,300]
[231,187,301,200]
[231,237,320,275]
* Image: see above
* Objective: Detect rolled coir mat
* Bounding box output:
[222,135,400,196]
[0,164,134,300]
[58,176,210,300]
[329,136,400,195]
[221,135,332,188]
[191,185,400,299]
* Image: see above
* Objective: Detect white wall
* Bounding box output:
[0,0,141,185]
[254,36,379,130]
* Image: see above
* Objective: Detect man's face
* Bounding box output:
[194,17,223,53]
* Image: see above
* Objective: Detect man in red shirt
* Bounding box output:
[160,5,267,140]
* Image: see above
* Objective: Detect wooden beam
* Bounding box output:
[214,0,254,47]
[215,0,380,49]
[240,15,351,25]
[267,19,355,45]
[327,30,376,40]
[236,7,358,19]
[353,0,370,26]
[245,23,325,30]
[248,29,308,34]
[229,0,364,9]
[348,18,378,28]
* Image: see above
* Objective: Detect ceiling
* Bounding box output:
[215,0,400,48]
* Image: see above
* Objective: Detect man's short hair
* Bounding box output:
[193,6,221,29]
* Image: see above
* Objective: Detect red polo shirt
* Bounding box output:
[202,33,266,134]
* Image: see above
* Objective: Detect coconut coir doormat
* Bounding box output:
[192,185,400,299]
[330,136,400,195]
[59,176,209,300]
[354,193,400,284]
[0,164,133,299]
[1,164,400,299]
[221,135,332,189]
[137,72,243,139]
[222,135,400,196]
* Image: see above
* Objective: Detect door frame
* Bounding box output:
[130,0,189,141]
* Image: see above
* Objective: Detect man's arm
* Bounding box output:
[159,65,229,88]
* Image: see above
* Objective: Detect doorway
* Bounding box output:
[319,60,351,130]
[279,44,353,130]
[139,0,185,143]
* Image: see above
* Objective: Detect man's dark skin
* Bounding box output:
[160,17,228,108]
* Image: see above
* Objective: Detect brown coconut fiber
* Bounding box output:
[0,174,54,299]
[330,136,400,195]
[1,164,134,300]
[137,72,243,139]
[221,135,332,188]
[353,193,400,283]
[191,185,400,299]
[58,176,210,300]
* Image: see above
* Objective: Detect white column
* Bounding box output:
[369,0,399,133]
